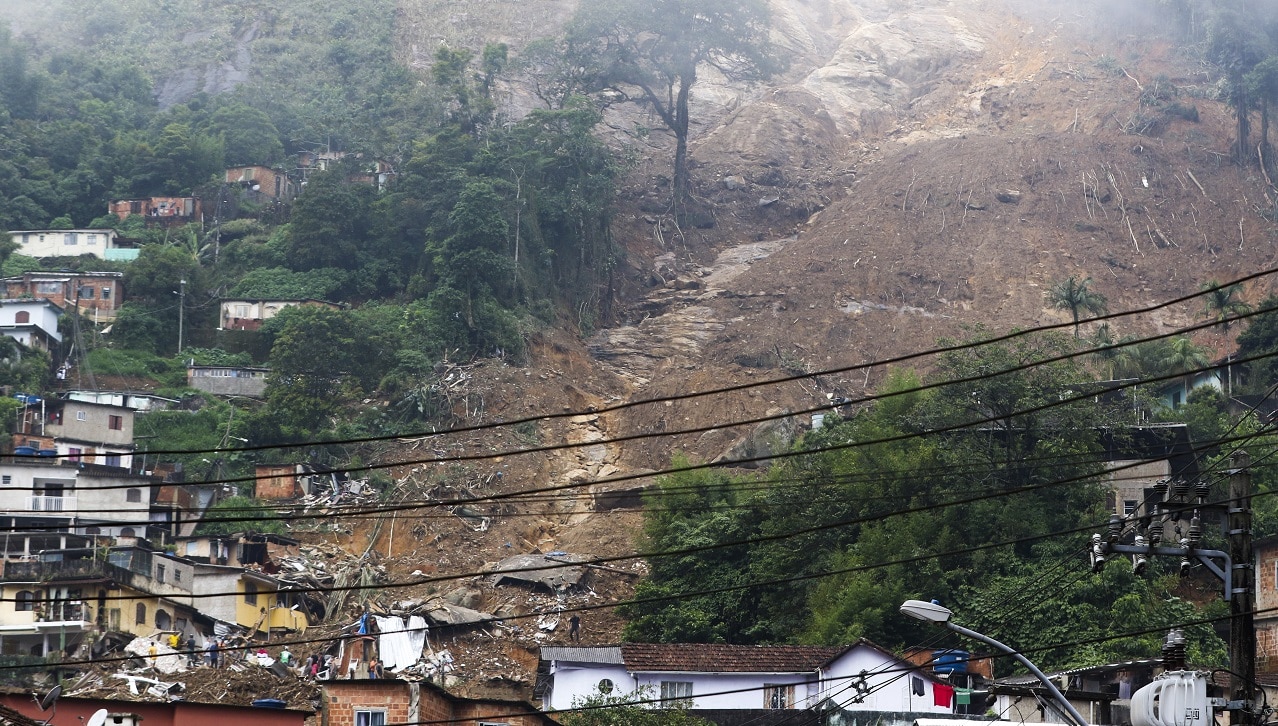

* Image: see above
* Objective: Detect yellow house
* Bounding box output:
[235,572,308,633]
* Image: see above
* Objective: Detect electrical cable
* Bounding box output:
[24,271,1278,482]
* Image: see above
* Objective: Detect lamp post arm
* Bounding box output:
[945,621,1089,726]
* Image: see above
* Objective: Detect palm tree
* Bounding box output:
[1047,276,1108,337]
[1159,336,1214,403]
[1201,280,1251,333]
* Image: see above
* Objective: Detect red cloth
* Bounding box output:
[934,683,954,708]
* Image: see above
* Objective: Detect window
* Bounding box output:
[76,411,86,421]
[109,415,123,430]
[79,286,94,299]
[1,476,10,485]
[135,603,146,625]
[156,565,165,583]
[120,527,135,537]
[35,282,60,294]
[764,684,794,709]
[244,581,258,605]
[102,287,111,300]
[1123,500,1138,516]
[68,447,81,462]
[660,681,693,705]
[106,454,121,468]
[14,311,28,324]
[64,233,76,246]
[355,711,386,726]
[173,569,181,584]
[86,234,97,245]
[85,527,100,535]
[15,590,38,612]
[155,609,170,630]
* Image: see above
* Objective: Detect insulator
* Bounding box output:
[1107,515,1123,542]
[1153,479,1169,496]
[1188,511,1202,547]
[1090,533,1106,573]
[1162,629,1187,670]
[1148,519,1163,547]
[1178,538,1191,576]
[1171,478,1190,500]
[1194,480,1210,502]
[1132,534,1148,575]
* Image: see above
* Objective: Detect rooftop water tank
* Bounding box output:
[933,649,969,675]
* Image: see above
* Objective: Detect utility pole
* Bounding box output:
[1228,450,1256,726]
[177,278,186,354]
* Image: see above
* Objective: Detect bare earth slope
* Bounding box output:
[345,0,1278,702]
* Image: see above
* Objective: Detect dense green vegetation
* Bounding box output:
[0,1,621,455]
[621,328,1260,673]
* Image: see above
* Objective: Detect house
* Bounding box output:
[1,271,124,321]
[15,397,136,469]
[109,196,202,225]
[298,151,395,192]
[1254,536,1278,675]
[63,389,177,413]
[992,658,1172,726]
[1155,359,1227,409]
[220,298,340,331]
[0,298,62,352]
[1098,425,1199,519]
[322,678,557,726]
[0,460,158,539]
[537,641,955,722]
[0,694,310,726]
[186,563,310,634]
[225,165,295,201]
[5,229,139,261]
[0,547,205,658]
[186,365,269,398]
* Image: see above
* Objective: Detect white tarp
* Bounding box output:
[406,615,427,662]
[375,615,421,672]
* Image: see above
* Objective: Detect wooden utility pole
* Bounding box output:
[1228,450,1256,726]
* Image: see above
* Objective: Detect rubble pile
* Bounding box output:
[64,653,322,710]
[268,542,389,623]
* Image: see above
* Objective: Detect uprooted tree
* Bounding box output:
[567,0,780,208]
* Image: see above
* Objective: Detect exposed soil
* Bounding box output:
[73,0,1278,707]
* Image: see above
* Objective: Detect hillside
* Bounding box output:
[3,0,1277,706]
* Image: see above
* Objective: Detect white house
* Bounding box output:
[5,228,138,260]
[537,641,955,715]
[0,298,62,352]
[0,460,157,539]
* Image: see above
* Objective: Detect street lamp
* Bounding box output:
[899,599,1088,726]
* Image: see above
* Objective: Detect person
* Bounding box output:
[205,638,216,666]
[569,614,581,642]
[211,638,221,668]
[147,642,158,668]
[367,658,383,679]
[185,634,196,666]
[279,646,292,666]
[168,632,180,649]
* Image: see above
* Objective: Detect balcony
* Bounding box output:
[25,495,76,512]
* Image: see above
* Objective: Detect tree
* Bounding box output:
[1201,279,1251,333]
[560,685,711,726]
[568,0,778,206]
[1046,276,1108,337]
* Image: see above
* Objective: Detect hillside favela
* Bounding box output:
[5,1,1278,725]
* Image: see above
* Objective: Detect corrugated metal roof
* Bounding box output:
[541,646,624,664]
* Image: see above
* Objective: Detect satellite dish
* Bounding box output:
[37,685,60,712]
[86,709,109,726]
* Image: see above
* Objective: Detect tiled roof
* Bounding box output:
[620,643,846,673]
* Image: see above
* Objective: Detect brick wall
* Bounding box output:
[1256,541,1278,674]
